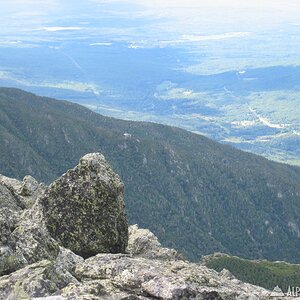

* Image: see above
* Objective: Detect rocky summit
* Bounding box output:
[0,153,277,299]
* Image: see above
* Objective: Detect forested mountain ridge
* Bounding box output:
[1,87,300,262]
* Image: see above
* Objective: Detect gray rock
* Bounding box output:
[220,268,235,280]
[0,174,46,209]
[61,280,150,299]
[0,207,19,246]
[40,153,128,258]
[0,177,29,275]
[11,201,60,266]
[0,179,24,245]
[61,281,108,299]
[0,246,24,277]
[127,224,182,260]
[19,175,40,196]
[0,175,23,194]
[18,175,47,208]
[0,174,58,276]
[0,174,47,252]
[74,253,271,300]
[0,260,78,300]
[55,247,84,275]
[32,297,66,300]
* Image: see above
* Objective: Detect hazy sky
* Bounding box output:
[2,0,300,36]
[0,1,300,91]
[1,0,300,73]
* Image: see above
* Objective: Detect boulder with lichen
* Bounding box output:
[40,153,128,258]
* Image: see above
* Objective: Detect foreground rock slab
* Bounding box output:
[0,250,272,300]
[72,253,271,300]
[0,260,78,300]
[0,214,275,300]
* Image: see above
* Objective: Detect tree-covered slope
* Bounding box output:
[1,87,300,262]
[203,253,300,293]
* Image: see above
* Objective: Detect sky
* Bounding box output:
[0,0,300,74]
[1,0,300,39]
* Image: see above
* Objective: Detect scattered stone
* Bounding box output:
[55,247,84,275]
[0,260,77,300]
[127,224,182,260]
[18,175,47,207]
[220,268,235,280]
[74,253,271,300]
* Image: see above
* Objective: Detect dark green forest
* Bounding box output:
[204,254,300,292]
[1,87,300,262]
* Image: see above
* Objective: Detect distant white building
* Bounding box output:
[123,133,132,139]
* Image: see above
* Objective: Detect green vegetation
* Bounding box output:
[1,87,300,262]
[204,254,300,292]
[94,89,300,167]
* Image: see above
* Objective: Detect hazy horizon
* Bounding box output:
[0,0,299,165]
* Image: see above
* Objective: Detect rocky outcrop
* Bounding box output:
[0,174,46,209]
[0,260,78,300]
[0,153,277,299]
[40,153,128,258]
[0,174,33,244]
[72,253,270,300]
[0,225,273,300]
[127,224,182,260]
[11,201,60,266]
[0,175,47,276]
[0,153,128,277]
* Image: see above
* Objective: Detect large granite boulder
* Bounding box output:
[40,153,128,258]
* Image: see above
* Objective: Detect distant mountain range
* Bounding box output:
[1,87,300,262]
[1,41,299,166]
